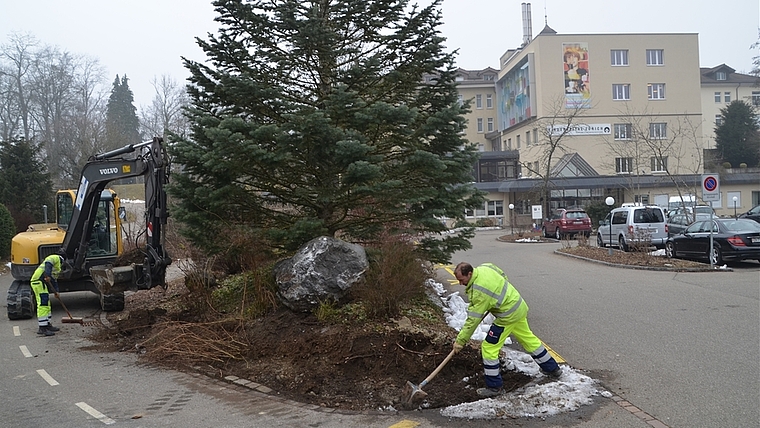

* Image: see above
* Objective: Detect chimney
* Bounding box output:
[521,3,533,46]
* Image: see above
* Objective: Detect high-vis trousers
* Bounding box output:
[30,280,52,327]
[481,316,560,389]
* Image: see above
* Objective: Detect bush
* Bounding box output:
[0,203,14,259]
[212,264,279,318]
[584,201,613,227]
[352,237,432,319]
[474,218,496,227]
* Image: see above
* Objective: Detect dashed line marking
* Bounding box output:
[13,326,20,336]
[19,345,33,358]
[76,402,116,425]
[36,369,59,386]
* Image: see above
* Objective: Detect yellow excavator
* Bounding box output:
[6,137,171,319]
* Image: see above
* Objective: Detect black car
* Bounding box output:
[738,204,760,224]
[665,213,714,238]
[665,218,760,265]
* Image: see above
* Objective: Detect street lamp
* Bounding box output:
[733,196,738,219]
[508,203,515,235]
[605,196,615,255]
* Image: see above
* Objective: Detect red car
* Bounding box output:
[542,208,592,239]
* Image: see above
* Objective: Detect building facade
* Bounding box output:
[453,31,759,227]
[700,64,760,152]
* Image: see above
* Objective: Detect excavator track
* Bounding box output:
[6,280,35,320]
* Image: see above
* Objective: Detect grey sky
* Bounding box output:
[1,0,757,108]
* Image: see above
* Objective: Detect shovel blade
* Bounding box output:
[400,380,428,407]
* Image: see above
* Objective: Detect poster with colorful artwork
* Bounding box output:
[498,56,533,130]
[563,42,590,108]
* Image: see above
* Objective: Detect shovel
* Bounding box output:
[400,348,456,407]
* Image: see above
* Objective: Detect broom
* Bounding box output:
[46,278,84,324]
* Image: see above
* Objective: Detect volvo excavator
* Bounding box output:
[6,137,171,319]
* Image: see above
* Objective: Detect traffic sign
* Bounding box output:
[701,174,720,202]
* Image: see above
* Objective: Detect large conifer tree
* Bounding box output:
[715,100,760,168]
[172,0,482,263]
[0,138,53,231]
[105,75,140,151]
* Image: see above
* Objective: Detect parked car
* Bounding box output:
[542,208,592,239]
[665,212,715,238]
[597,204,667,251]
[665,218,760,265]
[666,204,715,220]
[738,204,760,223]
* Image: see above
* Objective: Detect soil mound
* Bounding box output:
[88,281,532,411]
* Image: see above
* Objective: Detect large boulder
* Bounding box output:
[274,236,368,312]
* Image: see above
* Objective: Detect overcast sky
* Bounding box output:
[1,0,757,109]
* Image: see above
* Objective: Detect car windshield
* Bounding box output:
[633,208,664,223]
[565,211,588,219]
[694,206,713,214]
[721,219,760,232]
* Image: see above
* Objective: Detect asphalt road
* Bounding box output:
[443,229,760,428]
[2,229,758,427]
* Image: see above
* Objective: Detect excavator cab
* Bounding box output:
[57,189,122,258]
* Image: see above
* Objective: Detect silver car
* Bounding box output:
[597,205,668,251]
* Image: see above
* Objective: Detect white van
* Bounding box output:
[597,205,668,251]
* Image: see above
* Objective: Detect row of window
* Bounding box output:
[610,49,664,66]
[612,83,666,100]
[613,122,667,140]
[714,92,733,103]
[474,94,493,109]
[615,156,668,173]
[476,117,495,133]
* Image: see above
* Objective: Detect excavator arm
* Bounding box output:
[62,137,171,291]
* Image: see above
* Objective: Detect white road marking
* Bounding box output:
[13,326,20,336]
[36,369,59,386]
[76,402,116,425]
[19,345,33,358]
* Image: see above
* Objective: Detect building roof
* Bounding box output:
[550,153,599,177]
[700,64,759,85]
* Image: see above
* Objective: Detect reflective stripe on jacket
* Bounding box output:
[455,263,528,346]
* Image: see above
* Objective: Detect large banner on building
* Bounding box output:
[498,56,533,130]
[562,42,590,109]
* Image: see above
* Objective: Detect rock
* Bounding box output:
[274,236,368,312]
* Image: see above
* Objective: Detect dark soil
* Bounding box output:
[87,283,532,411]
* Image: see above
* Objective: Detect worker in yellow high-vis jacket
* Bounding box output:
[453,262,562,397]
[30,254,64,336]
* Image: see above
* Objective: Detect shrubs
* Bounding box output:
[352,237,432,320]
[0,203,14,259]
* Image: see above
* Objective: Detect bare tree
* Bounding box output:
[602,104,704,216]
[0,33,109,187]
[139,74,189,140]
[519,96,589,216]
[0,32,38,141]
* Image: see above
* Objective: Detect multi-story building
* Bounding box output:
[700,64,760,152]
[454,27,759,227]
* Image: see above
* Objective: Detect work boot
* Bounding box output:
[46,323,60,332]
[476,387,503,398]
[37,326,55,336]
[542,366,563,379]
